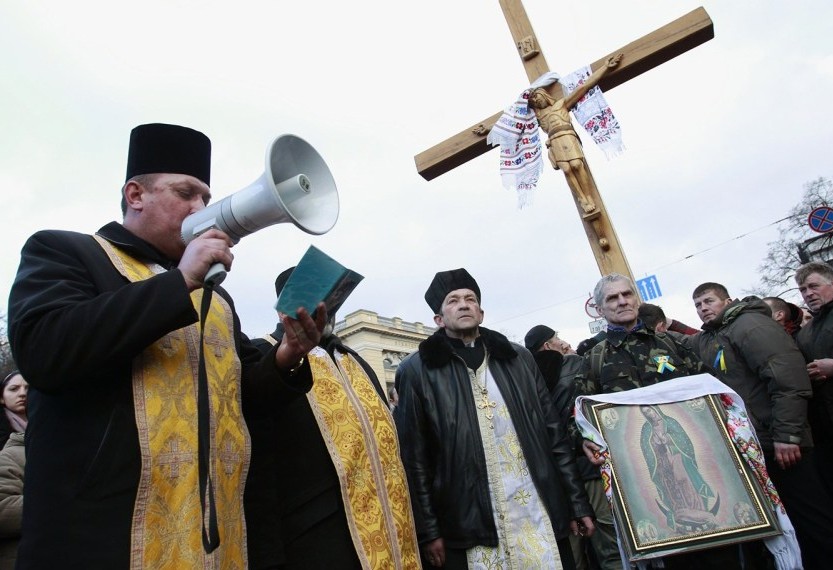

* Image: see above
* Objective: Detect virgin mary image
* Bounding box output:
[639,405,719,533]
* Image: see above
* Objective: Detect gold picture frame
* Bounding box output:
[582,395,781,561]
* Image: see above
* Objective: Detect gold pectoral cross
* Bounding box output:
[477,388,497,429]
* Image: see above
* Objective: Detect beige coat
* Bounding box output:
[0,432,24,570]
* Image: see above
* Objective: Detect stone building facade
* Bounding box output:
[334,309,435,391]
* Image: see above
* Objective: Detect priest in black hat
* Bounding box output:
[393,268,595,569]
[7,123,326,569]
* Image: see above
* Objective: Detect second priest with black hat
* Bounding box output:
[394,267,595,569]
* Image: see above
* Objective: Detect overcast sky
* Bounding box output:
[2,0,831,347]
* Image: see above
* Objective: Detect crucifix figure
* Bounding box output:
[415,1,714,280]
[529,53,623,249]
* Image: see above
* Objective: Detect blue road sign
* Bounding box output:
[637,275,662,301]
[808,206,833,234]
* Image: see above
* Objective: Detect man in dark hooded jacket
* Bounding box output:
[692,281,833,569]
[794,261,833,489]
[525,325,619,570]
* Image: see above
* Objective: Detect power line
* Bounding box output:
[491,215,801,328]
[648,215,799,272]
[490,293,587,326]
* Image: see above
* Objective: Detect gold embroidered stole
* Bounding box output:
[306,346,421,570]
[94,236,250,570]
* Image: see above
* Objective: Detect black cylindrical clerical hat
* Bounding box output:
[125,123,211,185]
[424,268,481,314]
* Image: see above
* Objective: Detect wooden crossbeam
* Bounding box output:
[415,7,713,181]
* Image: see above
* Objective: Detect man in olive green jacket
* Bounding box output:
[692,282,833,569]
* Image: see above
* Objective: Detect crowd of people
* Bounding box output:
[523,271,833,569]
[4,122,832,569]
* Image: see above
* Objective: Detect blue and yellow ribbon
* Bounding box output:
[713,347,727,372]
[654,355,676,374]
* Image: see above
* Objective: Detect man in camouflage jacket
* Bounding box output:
[575,275,700,399]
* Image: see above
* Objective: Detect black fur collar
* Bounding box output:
[418,327,517,369]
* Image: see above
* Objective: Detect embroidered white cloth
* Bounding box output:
[575,374,802,570]
[487,67,624,209]
[486,72,559,209]
[560,65,625,160]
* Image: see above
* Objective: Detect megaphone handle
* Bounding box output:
[204,263,227,287]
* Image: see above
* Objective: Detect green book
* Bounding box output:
[274,245,364,319]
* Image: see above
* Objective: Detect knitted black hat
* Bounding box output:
[125,123,211,185]
[524,325,555,352]
[424,268,480,314]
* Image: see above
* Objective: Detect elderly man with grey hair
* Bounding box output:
[576,274,701,397]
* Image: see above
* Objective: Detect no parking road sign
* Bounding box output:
[808,206,833,234]
[585,297,602,319]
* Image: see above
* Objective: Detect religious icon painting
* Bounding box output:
[581,395,781,561]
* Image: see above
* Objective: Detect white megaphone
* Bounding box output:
[181,134,339,286]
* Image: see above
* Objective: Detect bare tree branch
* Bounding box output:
[0,312,15,379]
[752,177,833,300]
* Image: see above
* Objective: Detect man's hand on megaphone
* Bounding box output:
[179,228,235,291]
[275,303,327,372]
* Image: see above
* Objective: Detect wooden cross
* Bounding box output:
[415,1,714,280]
